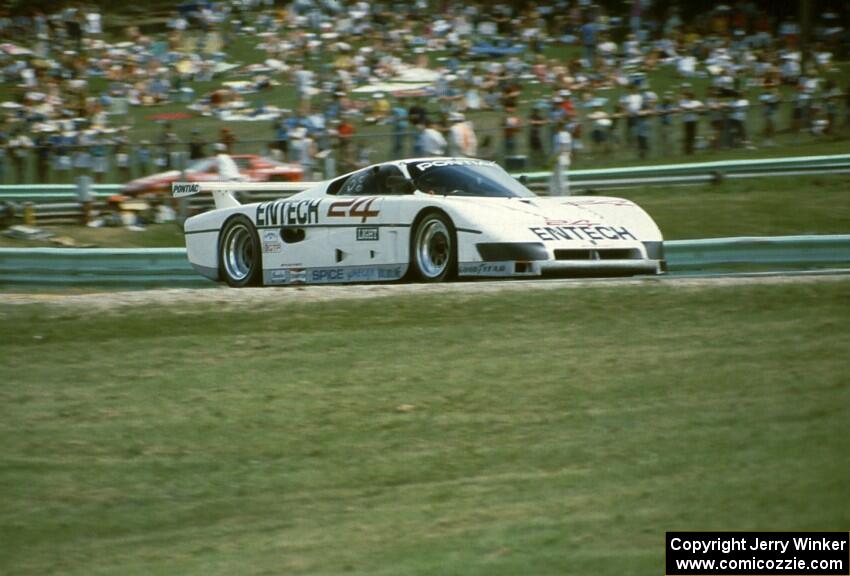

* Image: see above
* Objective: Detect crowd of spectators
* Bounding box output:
[0,0,849,185]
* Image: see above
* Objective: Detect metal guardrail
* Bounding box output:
[0,184,122,203]
[2,153,850,204]
[518,153,850,181]
[665,235,850,270]
[1,234,848,287]
[0,247,206,286]
[519,153,850,190]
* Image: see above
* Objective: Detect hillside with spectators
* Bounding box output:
[0,0,848,185]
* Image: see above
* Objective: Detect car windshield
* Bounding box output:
[407,160,534,198]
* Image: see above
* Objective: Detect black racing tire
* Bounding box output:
[409,210,457,283]
[218,215,262,287]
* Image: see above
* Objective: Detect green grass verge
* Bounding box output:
[623,174,850,240]
[1,280,848,575]
[0,223,186,248]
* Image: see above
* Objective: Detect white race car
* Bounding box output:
[173,158,665,287]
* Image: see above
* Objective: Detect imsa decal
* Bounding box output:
[356,226,379,241]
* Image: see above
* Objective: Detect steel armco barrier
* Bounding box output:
[2,153,850,204]
[1,235,848,287]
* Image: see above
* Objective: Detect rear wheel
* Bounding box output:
[410,211,457,282]
[219,215,262,287]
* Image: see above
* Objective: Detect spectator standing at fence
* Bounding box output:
[54,129,73,181]
[548,121,572,196]
[337,115,355,170]
[136,140,151,176]
[391,101,409,157]
[74,130,93,176]
[91,131,108,183]
[189,129,205,160]
[658,91,676,156]
[588,101,612,157]
[528,104,547,166]
[273,117,289,160]
[791,84,809,143]
[448,112,477,158]
[822,79,840,135]
[707,87,729,149]
[9,129,33,183]
[0,130,7,184]
[157,123,177,169]
[290,127,316,179]
[609,101,624,148]
[760,86,780,146]
[679,88,702,155]
[421,120,447,156]
[219,127,236,155]
[502,107,522,158]
[412,123,426,157]
[34,130,51,183]
[635,102,651,159]
[408,99,428,128]
[114,134,131,182]
[729,92,751,149]
[621,83,643,146]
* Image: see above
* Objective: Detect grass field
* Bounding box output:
[2,173,848,248]
[1,279,848,575]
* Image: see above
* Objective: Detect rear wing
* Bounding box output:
[172,181,321,210]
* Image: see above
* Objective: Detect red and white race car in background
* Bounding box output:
[122,154,303,196]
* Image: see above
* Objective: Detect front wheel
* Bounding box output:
[219,215,262,287]
[410,211,457,282]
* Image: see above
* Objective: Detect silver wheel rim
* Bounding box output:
[416,219,451,278]
[222,223,255,282]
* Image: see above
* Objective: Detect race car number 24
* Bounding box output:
[327,197,380,222]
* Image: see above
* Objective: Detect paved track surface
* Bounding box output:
[1,269,848,312]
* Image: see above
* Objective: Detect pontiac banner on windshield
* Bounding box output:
[666,532,849,576]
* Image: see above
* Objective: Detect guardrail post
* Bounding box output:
[177,196,188,225]
[23,202,35,225]
[76,175,94,225]
[80,200,93,225]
